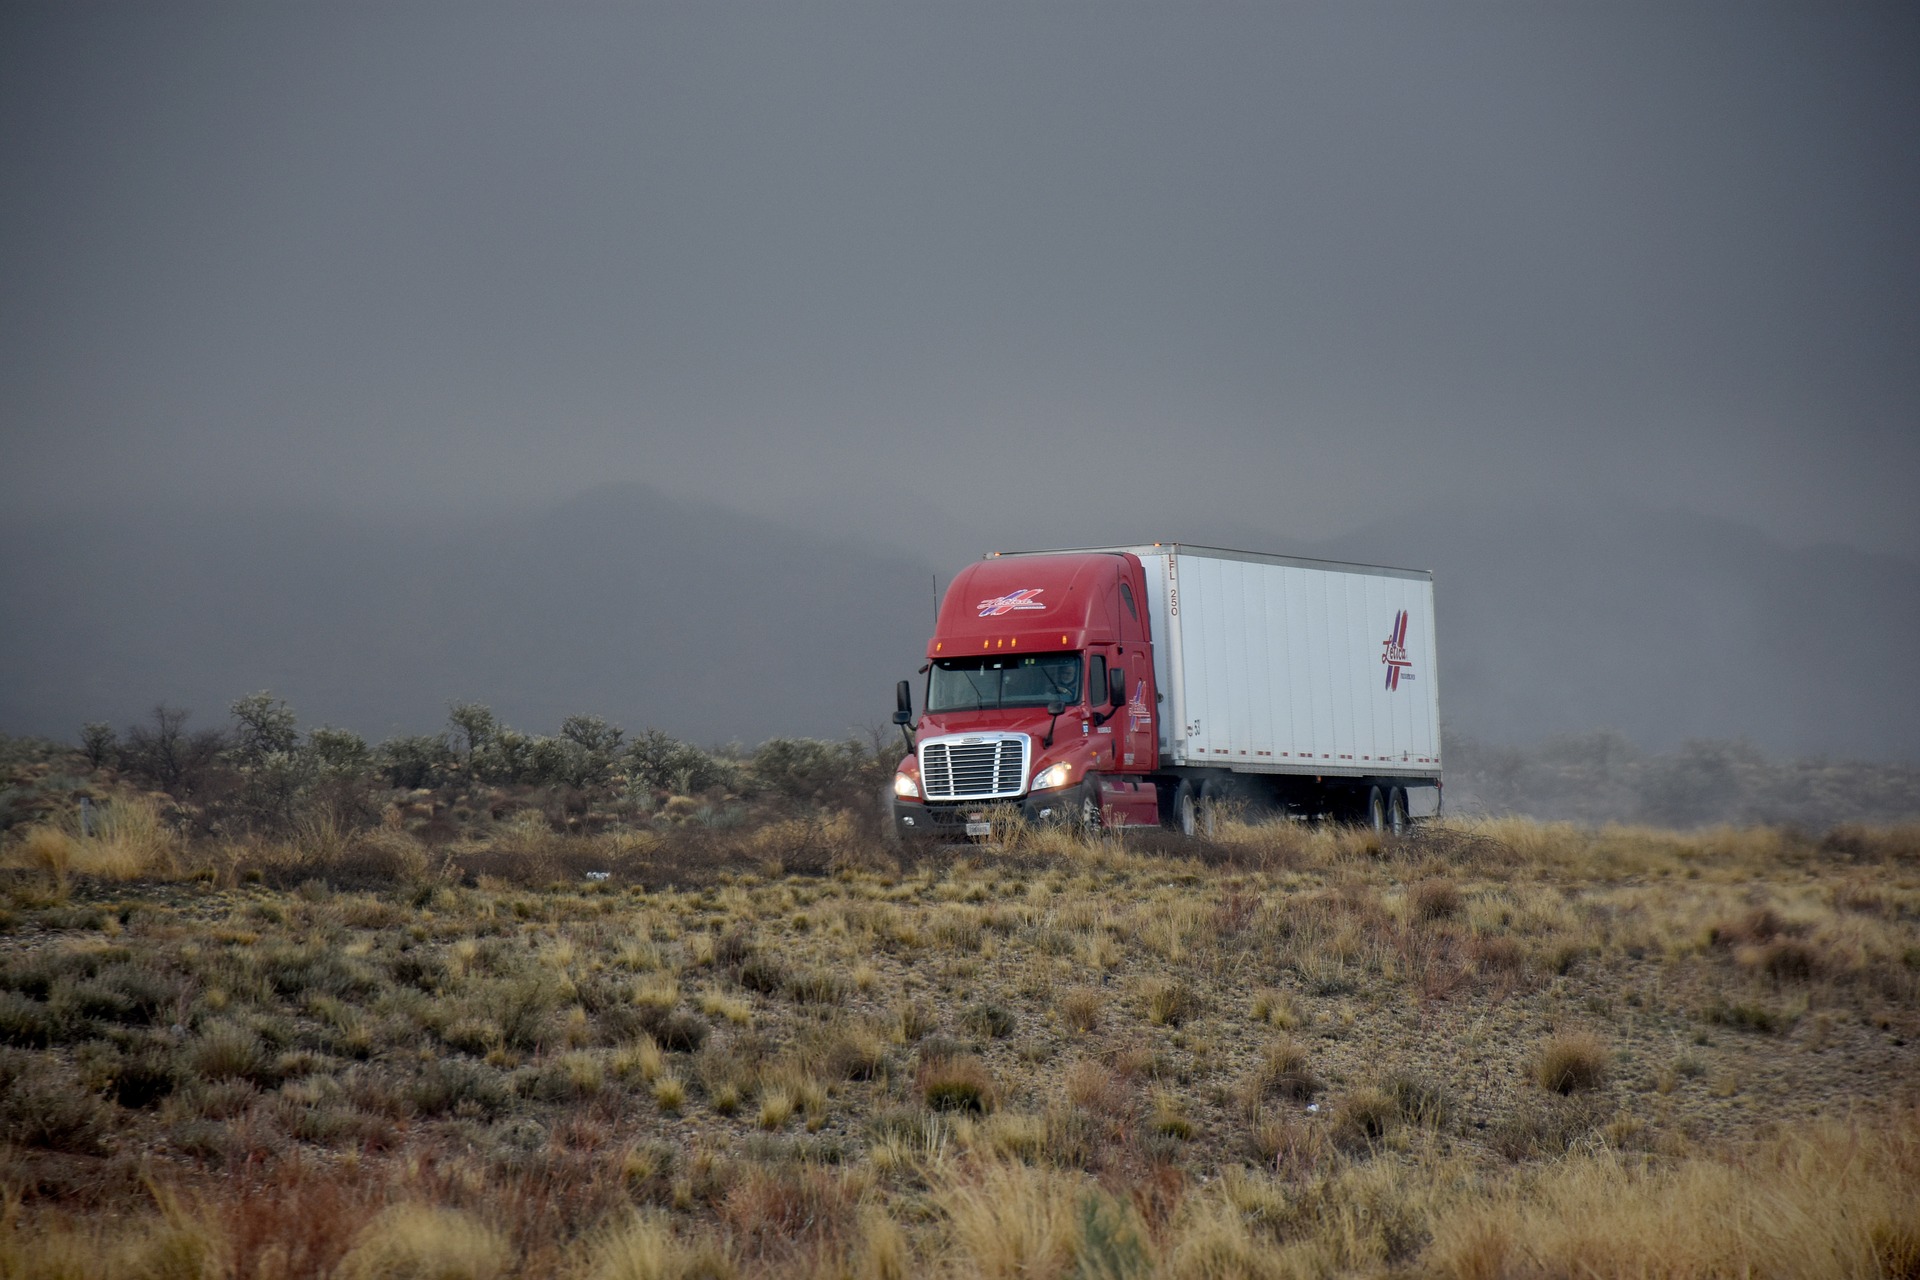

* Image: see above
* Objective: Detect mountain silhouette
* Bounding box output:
[0,484,934,746]
[2,490,1913,763]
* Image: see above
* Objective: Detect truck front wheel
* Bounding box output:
[1075,774,1104,835]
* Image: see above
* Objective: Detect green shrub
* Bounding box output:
[751,737,872,804]
[410,1058,511,1118]
[0,1056,111,1154]
[0,992,53,1047]
[379,734,453,790]
[186,1021,273,1085]
[626,730,737,794]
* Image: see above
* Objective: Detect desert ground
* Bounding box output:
[2,783,1917,1278]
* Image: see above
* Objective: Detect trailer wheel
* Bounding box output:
[1170,781,1199,838]
[1198,777,1227,838]
[1364,785,1387,832]
[1388,787,1409,835]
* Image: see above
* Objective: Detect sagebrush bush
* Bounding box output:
[751,737,874,805]
[0,1057,111,1153]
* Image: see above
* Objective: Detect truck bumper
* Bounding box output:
[890,786,1087,841]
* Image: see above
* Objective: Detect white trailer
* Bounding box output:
[1031,544,1442,827]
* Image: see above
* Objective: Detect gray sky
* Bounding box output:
[4,2,1917,569]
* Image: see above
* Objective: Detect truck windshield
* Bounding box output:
[928,653,1082,712]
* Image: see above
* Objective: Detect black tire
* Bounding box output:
[1364,785,1387,833]
[1169,780,1199,837]
[1075,773,1104,835]
[1198,777,1226,838]
[1388,787,1410,836]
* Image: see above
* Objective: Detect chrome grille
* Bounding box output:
[920,735,1029,801]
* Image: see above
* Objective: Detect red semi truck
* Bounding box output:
[888,544,1442,839]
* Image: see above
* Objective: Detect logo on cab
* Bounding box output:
[1127,679,1151,731]
[976,588,1046,617]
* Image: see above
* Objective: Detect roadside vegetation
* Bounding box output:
[0,703,1917,1278]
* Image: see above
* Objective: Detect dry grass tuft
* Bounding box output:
[1428,1115,1920,1280]
[1412,876,1463,921]
[1058,987,1103,1033]
[1332,1086,1398,1150]
[936,1162,1082,1280]
[1737,938,1824,983]
[1064,1057,1130,1115]
[582,1210,734,1280]
[1251,987,1307,1030]
[335,1204,511,1280]
[1247,1038,1322,1104]
[1532,1031,1610,1095]
[919,1052,996,1114]
[1143,978,1202,1027]
[720,1164,863,1256]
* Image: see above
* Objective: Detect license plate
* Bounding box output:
[965,821,992,837]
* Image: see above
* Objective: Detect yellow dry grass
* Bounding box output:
[1,814,1916,1278]
[2,797,178,882]
[335,1203,511,1280]
[1427,1117,1920,1279]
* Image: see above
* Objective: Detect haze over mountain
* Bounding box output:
[0,486,932,748]
[2,486,1913,763]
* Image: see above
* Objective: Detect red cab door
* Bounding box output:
[1112,569,1157,773]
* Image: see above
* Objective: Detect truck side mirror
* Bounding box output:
[1108,667,1127,709]
[892,679,913,726]
[1045,696,1065,717]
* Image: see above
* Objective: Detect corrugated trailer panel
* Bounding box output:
[1134,546,1440,778]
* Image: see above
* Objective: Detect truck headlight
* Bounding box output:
[893,771,921,799]
[1031,761,1073,791]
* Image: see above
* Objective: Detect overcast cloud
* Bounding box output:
[2,2,1915,571]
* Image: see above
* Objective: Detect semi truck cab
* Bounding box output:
[890,551,1164,838]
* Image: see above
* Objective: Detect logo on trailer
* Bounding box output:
[976,588,1046,617]
[1381,610,1413,690]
